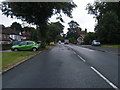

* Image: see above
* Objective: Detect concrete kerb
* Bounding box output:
[1,46,54,75]
[2,51,42,74]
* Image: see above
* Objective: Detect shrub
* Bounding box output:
[2,44,12,50]
[40,42,46,48]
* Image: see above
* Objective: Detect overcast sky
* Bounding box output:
[0,0,96,33]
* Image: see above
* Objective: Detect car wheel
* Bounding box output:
[32,48,37,51]
[14,48,18,51]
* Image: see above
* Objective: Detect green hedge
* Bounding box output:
[2,44,12,50]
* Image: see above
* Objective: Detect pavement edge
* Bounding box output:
[80,45,119,56]
[1,46,54,75]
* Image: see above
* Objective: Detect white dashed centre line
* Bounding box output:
[70,46,118,89]
[91,66,119,90]
[77,55,86,62]
[81,48,94,51]
[73,51,76,54]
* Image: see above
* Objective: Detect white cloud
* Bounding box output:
[72,0,96,32]
[0,11,22,26]
[0,11,36,28]
[49,0,96,33]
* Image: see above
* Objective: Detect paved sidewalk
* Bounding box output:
[0,50,12,53]
[80,45,120,56]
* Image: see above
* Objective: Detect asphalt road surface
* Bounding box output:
[2,44,119,89]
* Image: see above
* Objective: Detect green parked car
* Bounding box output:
[11,41,39,51]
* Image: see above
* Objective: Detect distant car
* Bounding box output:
[58,40,61,44]
[64,39,69,44]
[50,42,55,45]
[11,41,39,51]
[36,41,41,46]
[92,40,101,46]
[64,42,69,44]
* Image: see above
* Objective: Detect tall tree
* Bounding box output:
[23,26,35,32]
[46,22,64,42]
[31,28,41,42]
[95,11,120,44]
[2,2,76,41]
[67,20,81,42]
[86,1,120,44]
[83,32,95,44]
[11,22,22,32]
[1,24,5,29]
[68,20,79,32]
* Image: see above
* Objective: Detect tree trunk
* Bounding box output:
[38,23,47,48]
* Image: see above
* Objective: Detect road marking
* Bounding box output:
[73,51,76,54]
[81,48,94,51]
[77,55,86,62]
[0,72,2,75]
[91,66,119,90]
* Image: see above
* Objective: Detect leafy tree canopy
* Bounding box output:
[1,24,5,29]
[86,1,120,44]
[1,2,76,41]
[46,21,64,42]
[67,20,81,41]
[68,20,79,29]
[86,2,119,23]
[10,22,22,31]
[23,26,35,32]
[2,2,76,27]
[83,32,95,45]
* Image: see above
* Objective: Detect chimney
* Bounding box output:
[85,28,87,34]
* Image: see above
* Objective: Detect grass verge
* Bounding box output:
[2,51,37,70]
[1,45,54,71]
[46,45,54,48]
[102,45,120,48]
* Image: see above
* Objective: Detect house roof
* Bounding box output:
[80,31,86,34]
[1,28,19,35]
[21,31,31,36]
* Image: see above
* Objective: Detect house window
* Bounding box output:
[27,42,34,45]
[0,34,1,38]
[4,34,6,38]
[6,35,8,39]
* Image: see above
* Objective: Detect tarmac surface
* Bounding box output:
[2,44,119,89]
[80,45,120,55]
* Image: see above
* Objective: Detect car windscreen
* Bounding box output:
[12,41,25,46]
[27,42,34,45]
[95,40,99,42]
[19,42,27,45]
[37,41,41,44]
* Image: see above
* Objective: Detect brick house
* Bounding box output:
[21,31,31,40]
[0,28,21,44]
[77,29,87,44]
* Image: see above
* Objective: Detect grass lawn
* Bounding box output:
[102,45,120,48]
[2,51,37,70]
